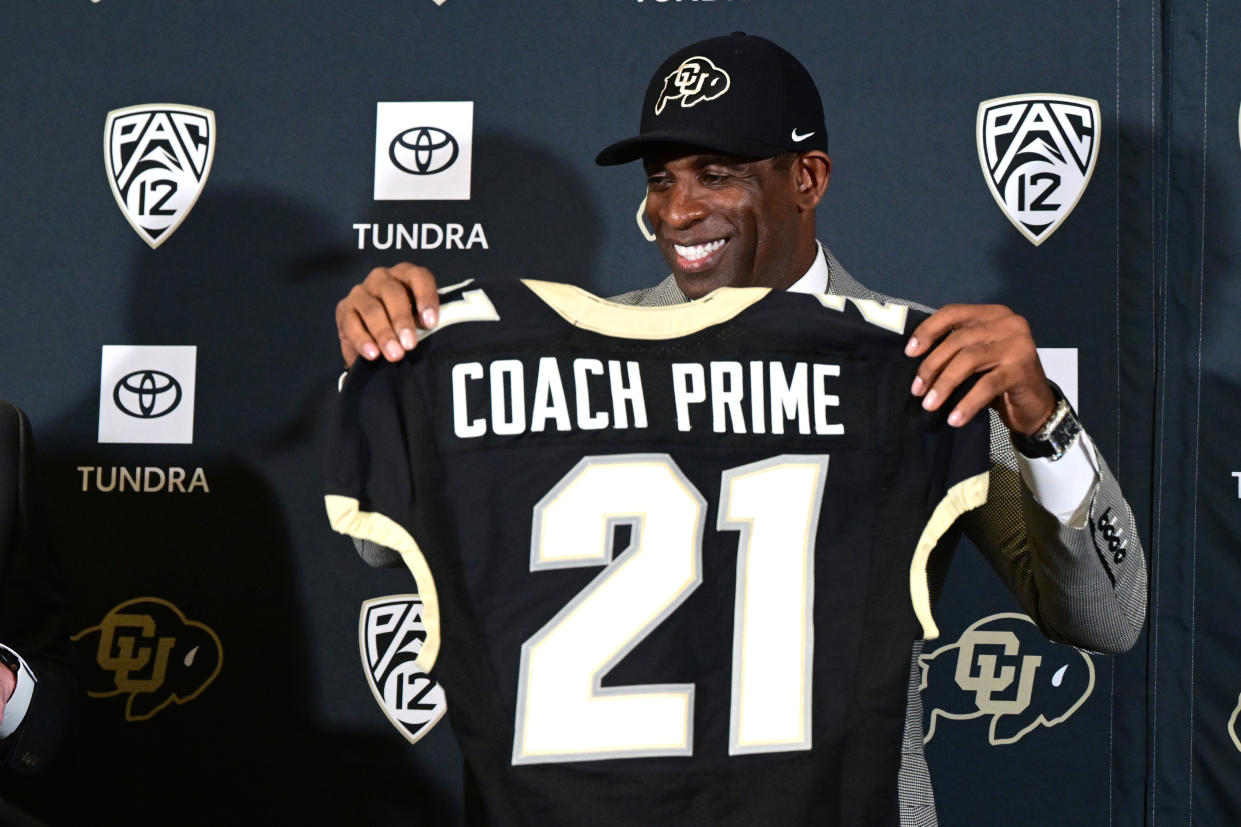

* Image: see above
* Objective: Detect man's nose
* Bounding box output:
[659,182,708,228]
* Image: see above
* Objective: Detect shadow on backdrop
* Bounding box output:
[20,189,466,825]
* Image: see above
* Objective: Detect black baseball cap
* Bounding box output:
[595,32,828,166]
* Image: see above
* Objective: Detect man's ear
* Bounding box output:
[794,151,831,210]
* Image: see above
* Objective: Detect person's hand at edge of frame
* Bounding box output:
[0,664,13,731]
[336,263,442,367]
[905,303,1057,435]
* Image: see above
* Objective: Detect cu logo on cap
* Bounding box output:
[655,56,731,115]
[114,370,182,419]
[389,127,460,175]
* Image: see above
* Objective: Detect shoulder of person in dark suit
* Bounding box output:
[0,399,81,777]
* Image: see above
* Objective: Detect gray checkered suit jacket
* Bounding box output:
[610,244,1148,827]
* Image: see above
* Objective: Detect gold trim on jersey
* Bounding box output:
[909,471,991,640]
[324,494,442,670]
[522,279,769,339]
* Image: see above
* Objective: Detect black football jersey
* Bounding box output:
[324,278,990,826]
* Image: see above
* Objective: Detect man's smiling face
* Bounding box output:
[642,150,808,299]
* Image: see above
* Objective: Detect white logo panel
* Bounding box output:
[374,102,473,200]
[98,346,197,444]
[1036,347,1078,411]
[104,104,215,249]
[977,94,1100,246]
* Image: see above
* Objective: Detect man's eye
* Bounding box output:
[701,172,730,185]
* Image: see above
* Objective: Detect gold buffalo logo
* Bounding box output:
[655,56,731,116]
[73,597,222,721]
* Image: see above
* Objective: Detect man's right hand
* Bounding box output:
[335,263,442,367]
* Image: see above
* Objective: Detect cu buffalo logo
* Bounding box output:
[360,595,447,744]
[73,597,222,722]
[113,369,182,419]
[919,613,1095,745]
[389,127,459,176]
[655,56,731,116]
[976,94,1100,246]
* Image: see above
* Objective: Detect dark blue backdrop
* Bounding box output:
[0,1,1228,824]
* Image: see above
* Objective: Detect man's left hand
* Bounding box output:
[905,303,1056,435]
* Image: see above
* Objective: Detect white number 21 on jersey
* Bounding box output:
[512,453,828,764]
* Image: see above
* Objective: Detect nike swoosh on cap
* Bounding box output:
[791,129,816,142]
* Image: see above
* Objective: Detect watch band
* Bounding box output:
[1011,382,1082,461]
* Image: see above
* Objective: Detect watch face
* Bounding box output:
[1050,414,1083,454]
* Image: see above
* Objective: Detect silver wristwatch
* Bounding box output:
[1010,383,1082,461]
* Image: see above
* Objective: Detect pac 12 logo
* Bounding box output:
[360,595,447,745]
[104,104,215,249]
[919,612,1095,745]
[976,94,1099,246]
[72,597,222,722]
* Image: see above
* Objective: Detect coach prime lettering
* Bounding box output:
[449,357,845,439]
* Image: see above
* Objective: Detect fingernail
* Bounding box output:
[422,308,437,327]
[911,376,925,395]
[948,410,963,427]
[361,343,380,360]
[905,337,918,356]
[922,389,938,410]
[384,341,404,360]
[399,329,416,350]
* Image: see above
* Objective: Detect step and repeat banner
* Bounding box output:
[0,1,1230,824]
[1151,3,1241,824]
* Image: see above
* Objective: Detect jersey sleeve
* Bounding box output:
[907,393,993,641]
[323,358,444,670]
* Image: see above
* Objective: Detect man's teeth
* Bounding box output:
[674,239,726,261]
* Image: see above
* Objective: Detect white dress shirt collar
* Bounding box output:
[785,244,829,295]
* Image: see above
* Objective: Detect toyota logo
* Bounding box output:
[114,370,182,419]
[389,127,459,175]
